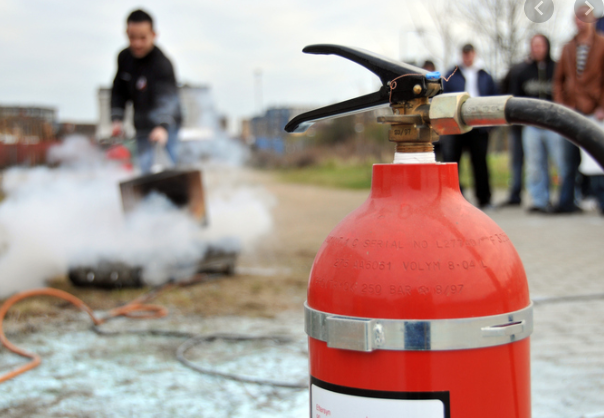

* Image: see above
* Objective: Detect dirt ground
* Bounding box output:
[0,170,366,418]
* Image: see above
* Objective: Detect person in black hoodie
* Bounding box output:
[511,34,559,213]
[111,9,182,173]
[498,62,526,207]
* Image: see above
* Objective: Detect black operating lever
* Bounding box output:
[284,44,442,133]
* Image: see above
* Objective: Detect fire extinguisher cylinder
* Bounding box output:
[285,44,604,418]
[307,162,531,418]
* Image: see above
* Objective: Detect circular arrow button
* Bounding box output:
[575,0,604,23]
[524,0,555,23]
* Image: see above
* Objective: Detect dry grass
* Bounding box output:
[2,271,310,324]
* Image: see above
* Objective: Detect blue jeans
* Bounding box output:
[135,126,180,174]
[522,126,563,208]
[558,137,581,210]
[589,175,604,212]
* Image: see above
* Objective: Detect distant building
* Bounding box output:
[96,84,226,141]
[248,106,314,154]
[240,119,252,144]
[0,106,60,168]
[0,106,57,144]
[56,122,97,140]
[178,84,226,141]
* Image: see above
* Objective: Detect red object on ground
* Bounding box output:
[106,144,133,170]
[0,142,60,168]
[307,163,531,418]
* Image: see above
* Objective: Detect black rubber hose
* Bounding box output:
[505,97,604,169]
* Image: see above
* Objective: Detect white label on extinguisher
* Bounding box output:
[311,382,448,418]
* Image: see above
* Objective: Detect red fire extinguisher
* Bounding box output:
[286,45,604,418]
[305,161,531,418]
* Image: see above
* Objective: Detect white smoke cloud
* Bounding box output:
[46,135,107,167]
[0,136,273,296]
[178,136,250,167]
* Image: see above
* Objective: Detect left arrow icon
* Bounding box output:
[525,0,555,23]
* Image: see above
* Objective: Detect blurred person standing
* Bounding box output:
[597,16,604,33]
[579,147,604,214]
[512,34,559,214]
[111,9,182,174]
[441,44,497,209]
[552,6,604,213]
[421,59,436,72]
[498,62,525,207]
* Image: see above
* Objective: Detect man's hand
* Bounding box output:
[595,107,604,121]
[149,126,169,145]
[111,121,124,137]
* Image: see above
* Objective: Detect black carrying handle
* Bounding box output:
[284,44,437,133]
[303,44,427,85]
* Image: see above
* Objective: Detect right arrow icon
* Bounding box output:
[575,0,603,21]
[585,0,595,15]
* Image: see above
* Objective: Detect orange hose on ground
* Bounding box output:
[0,286,171,384]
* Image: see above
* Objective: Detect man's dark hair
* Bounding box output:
[462,43,475,53]
[127,9,154,29]
[422,60,436,71]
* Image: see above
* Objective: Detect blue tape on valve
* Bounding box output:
[426,71,441,80]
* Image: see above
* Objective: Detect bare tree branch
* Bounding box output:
[450,0,534,76]
[418,0,459,70]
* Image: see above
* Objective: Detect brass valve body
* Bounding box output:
[377,97,438,153]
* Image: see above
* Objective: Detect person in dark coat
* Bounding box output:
[441,44,498,209]
[111,9,182,173]
[499,62,526,207]
[511,34,559,214]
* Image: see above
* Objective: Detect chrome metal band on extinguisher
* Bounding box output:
[305,302,533,352]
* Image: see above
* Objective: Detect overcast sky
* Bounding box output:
[0,0,577,134]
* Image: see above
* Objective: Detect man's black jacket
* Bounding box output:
[111,46,182,133]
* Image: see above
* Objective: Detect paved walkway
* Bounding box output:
[1,185,603,418]
[486,198,604,418]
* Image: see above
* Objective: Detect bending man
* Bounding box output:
[111,9,182,173]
